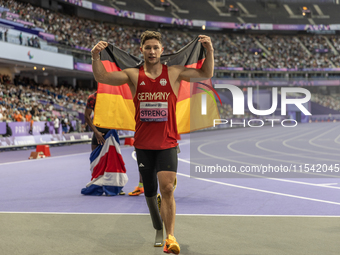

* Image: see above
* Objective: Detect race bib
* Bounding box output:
[140,102,168,122]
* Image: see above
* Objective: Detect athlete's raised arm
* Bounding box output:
[91,41,132,86]
[177,35,214,82]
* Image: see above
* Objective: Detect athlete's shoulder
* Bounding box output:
[168,65,185,77]
[86,93,96,110]
[124,67,140,73]
[87,93,96,101]
[168,65,185,70]
[168,65,185,73]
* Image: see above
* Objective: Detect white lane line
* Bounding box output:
[131,151,340,205]
[236,127,338,164]
[197,129,339,178]
[255,127,326,158]
[253,128,340,177]
[178,139,191,146]
[316,183,338,187]
[283,125,340,160]
[0,211,149,215]
[0,144,138,166]
[226,128,313,164]
[177,166,340,206]
[0,211,339,217]
[178,158,340,190]
[0,152,90,166]
[334,134,340,145]
[308,126,340,151]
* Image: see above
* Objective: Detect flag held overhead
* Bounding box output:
[93,37,220,134]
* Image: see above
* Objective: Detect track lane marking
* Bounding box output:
[131,151,340,205]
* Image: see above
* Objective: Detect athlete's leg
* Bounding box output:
[139,172,143,185]
[157,170,176,237]
[156,147,178,238]
[129,149,145,196]
[91,132,99,151]
[135,149,163,231]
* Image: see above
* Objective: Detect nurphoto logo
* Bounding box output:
[202,84,311,128]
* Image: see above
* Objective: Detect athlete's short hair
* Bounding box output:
[140,31,162,47]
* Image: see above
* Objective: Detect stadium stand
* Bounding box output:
[2,0,340,142]
[3,0,340,69]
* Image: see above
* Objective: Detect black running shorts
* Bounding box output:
[135,146,178,173]
[135,146,178,197]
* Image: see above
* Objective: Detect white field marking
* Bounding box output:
[178,139,190,146]
[0,152,90,166]
[308,125,340,152]
[132,150,137,160]
[0,211,149,215]
[132,128,339,184]
[254,129,340,177]
[226,128,316,164]
[334,134,340,145]
[255,127,327,156]
[283,125,340,159]
[316,183,338,186]
[178,157,340,190]
[177,170,340,206]
[267,128,340,178]
[187,125,290,144]
[0,145,136,166]
[232,126,338,165]
[183,126,338,179]
[0,211,339,217]
[198,128,339,178]
[132,150,340,203]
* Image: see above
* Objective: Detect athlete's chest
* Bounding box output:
[137,67,172,94]
[137,77,170,92]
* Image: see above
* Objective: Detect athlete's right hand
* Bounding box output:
[94,131,105,145]
[91,41,108,56]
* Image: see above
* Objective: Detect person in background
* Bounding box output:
[19,32,23,45]
[4,122,12,137]
[40,112,47,121]
[30,105,39,117]
[32,114,40,122]
[61,115,68,134]
[85,92,142,196]
[0,109,3,122]
[40,122,50,135]
[25,111,32,122]
[28,119,34,135]
[85,92,110,151]
[14,110,24,122]
[54,116,59,134]
[68,122,74,133]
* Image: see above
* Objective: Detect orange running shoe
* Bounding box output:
[128,186,144,196]
[163,235,180,254]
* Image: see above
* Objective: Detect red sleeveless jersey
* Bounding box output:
[133,64,178,150]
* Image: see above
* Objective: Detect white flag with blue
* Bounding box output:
[81,130,128,196]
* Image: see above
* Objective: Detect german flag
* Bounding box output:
[93,37,220,134]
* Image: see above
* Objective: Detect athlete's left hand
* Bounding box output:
[94,131,105,145]
[198,35,214,52]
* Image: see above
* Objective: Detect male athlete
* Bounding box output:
[91,31,214,254]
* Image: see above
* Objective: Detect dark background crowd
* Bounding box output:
[2,0,340,69]
[0,74,95,134]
